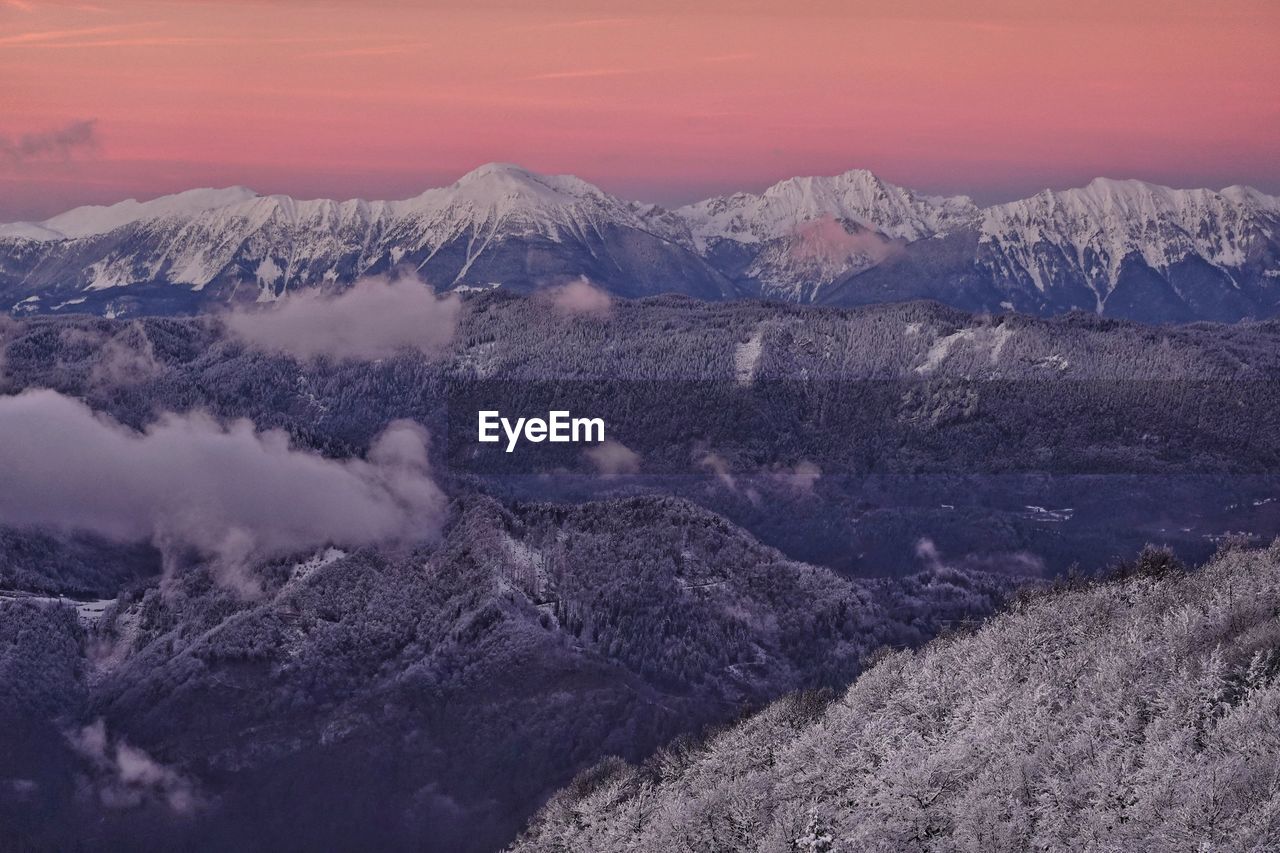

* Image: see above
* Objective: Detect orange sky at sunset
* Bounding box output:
[2,0,1277,220]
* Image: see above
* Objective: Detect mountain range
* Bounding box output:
[2,164,1279,322]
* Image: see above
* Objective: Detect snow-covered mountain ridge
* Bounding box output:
[0,164,647,243]
[3,164,1278,322]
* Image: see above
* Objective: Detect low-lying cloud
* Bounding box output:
[226,275,460,362]
[772,459,822,493]
[67,720,202,815]
[696,450,736,490]
[0,390,447,595]
[546,277,613,317]
[0,119,98,166]
[788,216,904,267]
[59,322,165,387]
[916,537,1046,578]
[583,439,641,477]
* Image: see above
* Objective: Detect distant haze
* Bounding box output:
[1,0,1278,220]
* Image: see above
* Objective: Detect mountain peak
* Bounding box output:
[759,167,884,198]
[425,162,616,214]
[455,162,540,184]
[1083,176,1157,193]
[1220,184,1280,211]
[3,168,1278,323]
[678,167,980,255]
[451,162,594,194]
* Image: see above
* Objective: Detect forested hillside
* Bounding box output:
[0,496,1011,852]
[514,543,1280,852]
[5,293,1280,585]
[3,292,1280,850]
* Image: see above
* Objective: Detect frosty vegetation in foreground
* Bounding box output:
[514,544,1280,852]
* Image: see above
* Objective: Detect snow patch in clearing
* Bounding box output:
[734,327,764,384]
[916,329,970,374]
[290,547,347,584]
[75,598,116,626]
[88,605,141,680]
[914,324,1014,374]
[500,533,550,599]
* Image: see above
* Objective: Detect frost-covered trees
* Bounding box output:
[0,598,83,717]
[0,495,1013,852]
[514,541,1280,852]
[4,296,1280,850]
[7,298,1280,589]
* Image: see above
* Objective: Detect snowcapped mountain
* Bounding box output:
[975,178,1280,319]
[685,171,1280,315]
[2,164,1279,322]
[0,163,732,315]
[676,169,980,301]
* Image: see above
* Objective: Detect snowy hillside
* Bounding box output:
[514,544,1280,852]
[0,494,1013,852]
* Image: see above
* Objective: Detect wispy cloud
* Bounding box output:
[67,720,204,815]
[7,33,352,49]
[527,66,645,81]
[0,22,157,46]
[526,52,756,82]
[512,17,639,32]
[544,276,612,317]
[584,439,641,477]
[0,119,98,166]
[301,41,432,59]
[0,18,357,51]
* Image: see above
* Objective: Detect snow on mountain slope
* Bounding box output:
[676,169,980,300]
[0,164,730,310]
[396,162,641,227]
[2,165,1279,320]
[679,171,1280,308]
[0,187,260,241]
[979,178,1280,307]
[2,165,645,245]
[678,169,979,247]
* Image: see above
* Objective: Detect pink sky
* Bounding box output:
[2,0,1278,220]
